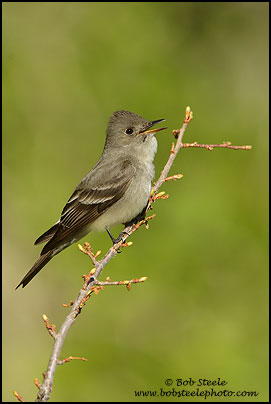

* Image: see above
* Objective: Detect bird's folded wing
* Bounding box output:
[41,159,135,254]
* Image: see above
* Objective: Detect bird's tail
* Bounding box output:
[15,251,53,289]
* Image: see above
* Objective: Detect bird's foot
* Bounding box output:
[106,228,129,253]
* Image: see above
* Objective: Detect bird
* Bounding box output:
[16,110,167,289]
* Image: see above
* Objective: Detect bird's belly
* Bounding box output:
[89,179,151,232]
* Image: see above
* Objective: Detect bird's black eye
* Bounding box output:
[125,128,133,135]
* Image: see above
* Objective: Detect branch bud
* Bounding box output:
[78,244,86,253]
[156,191,165,198]
[95,250,101,258]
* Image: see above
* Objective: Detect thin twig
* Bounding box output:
[57,356,88,366]
[42,314,56,340]
[181,141,252,151]
[150,106,193,196]
[34,378,42,390]
[96,276,147,288]
[77,242,99,266]
[13,391,25,402]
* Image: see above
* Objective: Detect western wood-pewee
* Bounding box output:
[16,110,167,289]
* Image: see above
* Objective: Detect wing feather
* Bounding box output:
[41,159,135,254]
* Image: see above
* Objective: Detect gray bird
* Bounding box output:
[16,110,167,289]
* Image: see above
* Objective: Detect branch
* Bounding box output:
[42,314,56,340]
[77,242,101,266]
[13,391,25,403]
[57,356,88,366]
[32,106,251,402]
[180,141,252,151]
[96,276,148,291]
[150,106,193,195]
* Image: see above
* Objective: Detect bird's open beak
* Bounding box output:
[138,119,167,135]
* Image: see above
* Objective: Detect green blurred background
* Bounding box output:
[3,2,268,402]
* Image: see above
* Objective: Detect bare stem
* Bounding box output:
[13,391,25,403]
[151,107,192,196]
[181,141,252,151]
[57,356,88,366]
[95,276,147,288]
